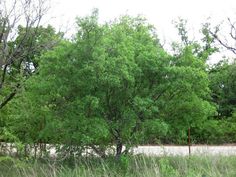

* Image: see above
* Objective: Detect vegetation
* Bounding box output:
[1,155,236,177]
[0,1,236,176]
[1,10,217,157]
[0,8,235,152]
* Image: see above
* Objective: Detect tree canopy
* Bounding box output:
[1,11,217,158]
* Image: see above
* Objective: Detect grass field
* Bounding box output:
[1,155,236,177]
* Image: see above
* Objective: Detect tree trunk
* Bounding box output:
[34,143,37,159]
[116,141,123,160]
[24,144,28,157]
[188,127,191,156]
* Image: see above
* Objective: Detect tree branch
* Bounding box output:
[0,83,20,109]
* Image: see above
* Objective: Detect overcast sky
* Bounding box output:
[47,0,236,62]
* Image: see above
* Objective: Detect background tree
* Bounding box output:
[164,19,216,145]
[0,0,62,148]
[196,60,236,144]
[195,18,236,144]
[209,61,236,119]
[0,0,52,110]
[209,18,236,55]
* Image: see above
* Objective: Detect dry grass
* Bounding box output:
[1,155,236,177]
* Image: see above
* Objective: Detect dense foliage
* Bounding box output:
[196,60,236,144]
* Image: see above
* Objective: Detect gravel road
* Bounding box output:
[132,145,236,156]
[2,143,236,156]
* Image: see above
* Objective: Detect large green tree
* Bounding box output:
[6,12,214,158]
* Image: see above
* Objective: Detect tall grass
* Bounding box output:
[1,155,236,177]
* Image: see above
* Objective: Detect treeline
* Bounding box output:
[0,7,236,158]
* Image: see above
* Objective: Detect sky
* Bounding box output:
[47,0,236,62]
